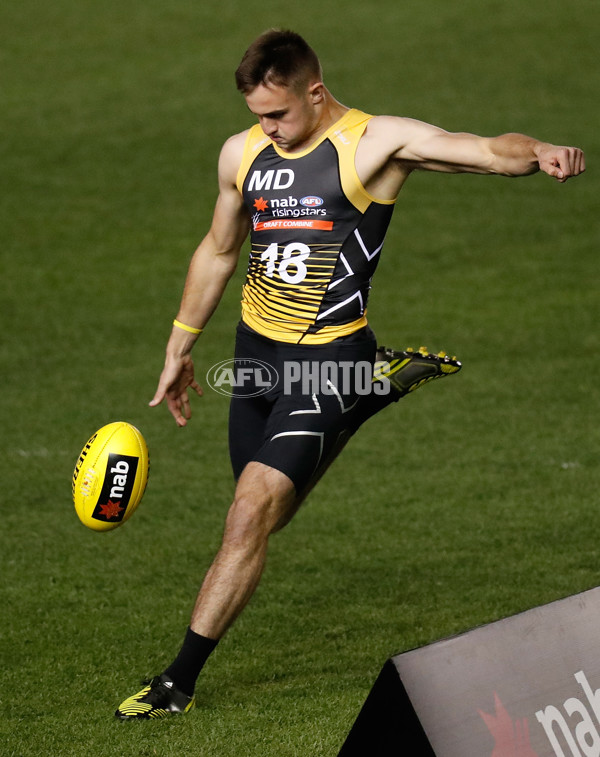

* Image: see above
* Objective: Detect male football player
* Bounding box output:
[115,29,584,718]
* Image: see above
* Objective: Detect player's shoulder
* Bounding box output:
[218,129,252,182]
[221,125,269,165]
[221,129,250,159]
[362,115,444,156]
[365,114,429,138]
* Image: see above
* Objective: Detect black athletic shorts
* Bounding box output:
[228,321,378,493]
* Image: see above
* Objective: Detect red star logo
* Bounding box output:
[99,500,125,520]
[479,693,540,756]
[253,197,268,212]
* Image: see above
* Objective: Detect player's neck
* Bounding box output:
[321,90,350,128]
[287,90,349,153]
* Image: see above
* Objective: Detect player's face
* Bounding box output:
[245,82,321,152]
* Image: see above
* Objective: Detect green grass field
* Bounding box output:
[2,1,598,754]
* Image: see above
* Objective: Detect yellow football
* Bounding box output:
[72,422,149,531]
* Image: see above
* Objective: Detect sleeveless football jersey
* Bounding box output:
[236,108,396,344]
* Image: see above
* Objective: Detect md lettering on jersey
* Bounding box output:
[536,670,600,757]
[248,169,295,191]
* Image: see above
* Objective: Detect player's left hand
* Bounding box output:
[537,145,586,183]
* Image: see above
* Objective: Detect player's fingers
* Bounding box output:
[166,394,187,427]
[556,147,585,181]
[561,148,577,179]
[190,380,204,397]
[544,157,563,180]
[574,149,586,175]
[181,391,193,420]
[149,386,166,407]
[149,370,175,407]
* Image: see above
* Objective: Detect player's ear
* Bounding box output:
[308,81,325,104]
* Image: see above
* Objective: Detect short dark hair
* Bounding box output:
[235,29,322,94]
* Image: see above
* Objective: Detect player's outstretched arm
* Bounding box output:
[150,134,250,426]
[377,117,585,182]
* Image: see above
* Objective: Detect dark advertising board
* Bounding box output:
[339,587,600,756]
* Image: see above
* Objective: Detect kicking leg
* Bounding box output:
[294,346,463,506]
[349,345,462,431]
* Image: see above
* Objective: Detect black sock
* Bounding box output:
[163,626,219,696]
[348,388,399,435]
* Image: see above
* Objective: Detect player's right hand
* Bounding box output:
[149,354,203,427]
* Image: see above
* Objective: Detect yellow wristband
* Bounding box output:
[173,319,203,335]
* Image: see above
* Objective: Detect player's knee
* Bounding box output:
[222,462,296,548]
[223,492,272,549]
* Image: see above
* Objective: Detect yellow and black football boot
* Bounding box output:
[115,674,195,719]
[374,346,462,396]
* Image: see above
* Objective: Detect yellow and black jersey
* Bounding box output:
[236,108,396,344]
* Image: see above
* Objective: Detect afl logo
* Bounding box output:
[300,195,324,207]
